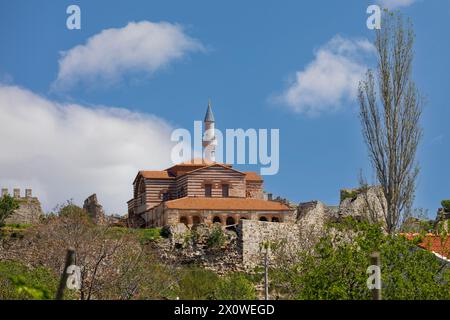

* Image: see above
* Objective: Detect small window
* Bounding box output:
[222,184,229,197]
[205,184,212,197]
[162,192,170,201]
[178,187,185,198]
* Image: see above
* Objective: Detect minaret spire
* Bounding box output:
[204,98,215,122]
[203,99,217,162]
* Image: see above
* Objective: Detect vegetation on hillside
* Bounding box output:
[271,218,449,300]
[0,200,448,300]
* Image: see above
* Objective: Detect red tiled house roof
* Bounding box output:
[164,197,289,211]
[403,233,450,260]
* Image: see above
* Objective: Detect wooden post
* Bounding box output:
[370,252,382,300]
[55,247,76,300]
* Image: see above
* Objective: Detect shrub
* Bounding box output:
[136,228,162,244]
[441,200,450,212]
[272,219,450,300]
[215,273,257,300]
[0,195,19,226]
[340,189,360,202]
[207,225,226,249]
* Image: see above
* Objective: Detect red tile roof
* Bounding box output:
[139,171,174,180]
[403,233,450,259]
[244,172,263,182]
[164,197,290,211]
[137,161,263,183]
[166,160,233,177]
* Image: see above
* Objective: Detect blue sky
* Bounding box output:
[0,0,448,216]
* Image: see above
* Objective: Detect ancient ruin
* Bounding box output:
[1,188,43,225]
[83,193,106,225]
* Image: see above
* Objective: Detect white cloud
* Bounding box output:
[53,21,204,90]
[0,85,176,214]
[376,0,416,9]
[274,35,375,116]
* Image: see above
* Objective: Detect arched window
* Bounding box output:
[226,216,235,226]
[212,216,222,224]
[259,216,268,222]
[192,216,201,225]
[271,217,280,222]
[180,216,188,225]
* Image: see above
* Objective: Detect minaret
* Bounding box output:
[203,99,217,162]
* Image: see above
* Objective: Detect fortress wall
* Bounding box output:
[239,219,301,269]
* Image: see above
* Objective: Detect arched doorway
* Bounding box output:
[271,217,280,222]
[192,216,201,225]
[212,216,222,224]
[179,216,188,225]
[259,216,268,222]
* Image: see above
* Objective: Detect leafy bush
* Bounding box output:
[0,195,19,226]
[215,273,257,300]
[137,228,162,244]
[441,200,450,213]
[207,226,226,249]
[272,218,450,300]
[340,189,360,202]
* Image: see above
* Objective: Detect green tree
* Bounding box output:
[272,219,449,300]
[441,200,450,213]
[0,194,19,226]
[358,12,423,234]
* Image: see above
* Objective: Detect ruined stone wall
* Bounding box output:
[339,186,386,224]
[83,194,106,225]
[238,220,301,269]
[2,188,42,225]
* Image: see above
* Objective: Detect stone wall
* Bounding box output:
[2,188,42,225]
[83,194,106,225]
[339,186,386,224]
[238,220,302,269]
